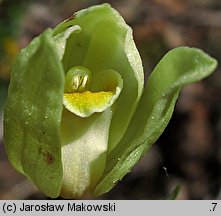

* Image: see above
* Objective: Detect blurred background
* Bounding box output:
[0,0,221,199]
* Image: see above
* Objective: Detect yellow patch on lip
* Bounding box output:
[63,91,114,117]
[63,67,123,117]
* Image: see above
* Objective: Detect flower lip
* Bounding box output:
[63,66,123,117]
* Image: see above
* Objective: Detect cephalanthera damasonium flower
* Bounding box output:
[4,4,217,198]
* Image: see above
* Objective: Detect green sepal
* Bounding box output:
[94,46,217,196]
[54,3,144,152]
[4,29,64,198]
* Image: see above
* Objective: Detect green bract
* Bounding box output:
[3,4,217,198]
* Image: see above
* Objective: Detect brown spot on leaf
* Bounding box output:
[39,147,55,165]
[44,152,55,165]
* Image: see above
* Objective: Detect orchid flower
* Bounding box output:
[4,4,217,198]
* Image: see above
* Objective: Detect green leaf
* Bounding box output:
[4,29,64,198]
[94,46,217,196]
